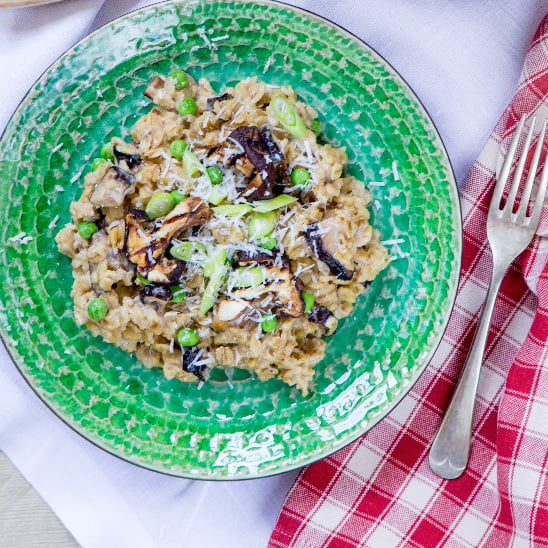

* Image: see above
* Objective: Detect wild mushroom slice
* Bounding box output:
[230,254,305,318]
[182,346,207,381]
[206,92,233,111]
[143,76,166,101]
[90,166,135,208]
[124,198,210,276]
[261,127,284,163]
[153,197,211,243]
[308,305,338,336]
[227,126,281,200]
[140,283,173,301]
[236,249,277,266]
[303,221,354,281]
[138,258,185,284]
[113,142,142,170]
[264,263,305,318]
[124,209,158,268]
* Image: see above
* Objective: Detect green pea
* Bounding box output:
[77,221,98,240]
[302,292,315,313]
[261,314,278,333]
[177,327,199,346]
[136,272,151,285]
[258,235,277,250]
[291,167,311,187]
[247,211,277,239]
[177,97,198,116]
[169,139,187,159]
[88,298,108,321]
[171,69,189,90]
[170,189,187,204]
[207,165,224,185]
[310,120,322,136]
[145,192,176,219]
[91,158,106,171]
[101,143,114,160]
[171,285,185,303]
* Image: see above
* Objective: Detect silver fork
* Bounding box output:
[429,115,548,480]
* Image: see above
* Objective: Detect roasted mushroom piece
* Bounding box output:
[226,126,289,200]
[124,197,211,283]
[308,305,338,335]
[90,166,135,208]
[106,248,134,271]
[231,251,305,318]
[304,220,354,280]
[141,284,173,301]
[206,93,233,111]
[139,258,185,285]
[113,141,142,170]
[182,346,207,381]
[154,197,211,243]
[236,249,277,265]
[143,76,166,101]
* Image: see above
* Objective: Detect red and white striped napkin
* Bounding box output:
[270,13,548,548]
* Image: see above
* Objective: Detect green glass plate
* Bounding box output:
[0,0,461,479]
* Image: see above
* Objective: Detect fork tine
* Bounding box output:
[491,115,527,211]
[529,139,548,225]
[506,115,536,212]
[517,119,547,220]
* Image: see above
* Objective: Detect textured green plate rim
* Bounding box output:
[0,0,461,479]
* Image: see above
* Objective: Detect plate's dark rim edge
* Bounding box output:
[0,0,463,482]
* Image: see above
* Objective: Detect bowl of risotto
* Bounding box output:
[0,0,461,478]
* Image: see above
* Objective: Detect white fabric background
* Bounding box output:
[0,1,546,547]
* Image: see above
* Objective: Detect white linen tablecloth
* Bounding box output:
[0,1,546,546]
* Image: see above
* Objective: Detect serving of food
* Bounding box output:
[56,72,389,394]
[0,0,460,478]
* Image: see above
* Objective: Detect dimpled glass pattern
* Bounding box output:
[0,0,461,479]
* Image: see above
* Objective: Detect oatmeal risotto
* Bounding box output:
[56,70,389,393]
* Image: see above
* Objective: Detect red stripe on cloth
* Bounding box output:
[270,11,548,548]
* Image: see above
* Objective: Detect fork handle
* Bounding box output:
[429,261,507,479]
